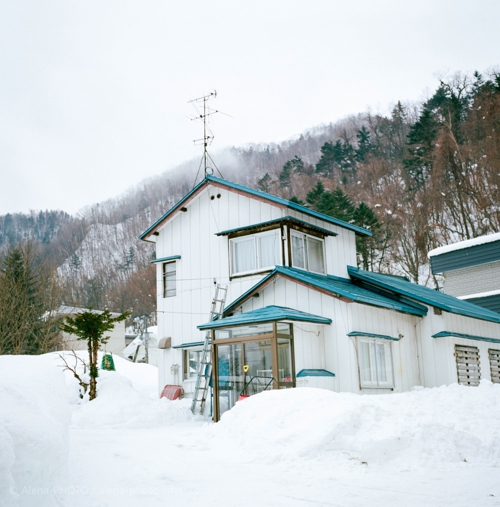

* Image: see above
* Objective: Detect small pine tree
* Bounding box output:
[60,309,130,400]
[257,173,273,193]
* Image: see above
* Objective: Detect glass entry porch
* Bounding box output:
[212,322,294,421]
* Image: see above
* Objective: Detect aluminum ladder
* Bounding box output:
[191,283,228,415]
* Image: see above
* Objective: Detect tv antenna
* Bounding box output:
[188,90,231,180]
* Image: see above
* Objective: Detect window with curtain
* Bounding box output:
[290,230,325,274]
[230,230,281,276]
[358,338,394,388]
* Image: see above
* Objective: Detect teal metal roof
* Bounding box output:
[197,305,332,330]
[215,216,337,237]
[347,266,500,324]
[139,175,371,241]
[223,266,427,317]
[432,331,500,344]
[150,255,181,264]
[347,331,401,341]
[172,341,205,349]
[297,369,335,377]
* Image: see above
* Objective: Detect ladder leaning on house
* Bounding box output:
[191,284,228,415]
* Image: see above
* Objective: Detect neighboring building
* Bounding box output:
[57,306,126,354]
[140,175,500,421]
[122,326,159,366]
[428,233,500,314]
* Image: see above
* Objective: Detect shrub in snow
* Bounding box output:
[59,309,129,400]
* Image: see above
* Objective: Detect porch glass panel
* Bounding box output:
[215,323,273,340]
[213,322,295,421]
[277,337,293,385]
[244,340,273,379]
[216,343,243,418]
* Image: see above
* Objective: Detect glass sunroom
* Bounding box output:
[197,305,332,421]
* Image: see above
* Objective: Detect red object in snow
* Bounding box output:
[160,384,183,400]
[237,395,250,402]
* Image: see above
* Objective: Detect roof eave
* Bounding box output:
[205,175,372,237]
[139,178,209,241]
[347,266,500,324]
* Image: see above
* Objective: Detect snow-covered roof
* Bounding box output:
[56,305,121,317]
[427,232,500,258]
[457,289,500,300]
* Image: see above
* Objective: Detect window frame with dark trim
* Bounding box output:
[162,261,177,298]
[229,228,283,277]
[289,229,326,275]
[221,217,333,279]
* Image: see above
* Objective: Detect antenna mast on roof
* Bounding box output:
[188,90,230,181]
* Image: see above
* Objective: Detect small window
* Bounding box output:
[163,261,176,298]
[488,349,500,384]
[455,345,480,386]
[230,230,281,276]
[290,230,325,274]
[184,349,202,379]
[358,338,394,388]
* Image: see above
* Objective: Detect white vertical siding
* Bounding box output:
[236,277,421,394]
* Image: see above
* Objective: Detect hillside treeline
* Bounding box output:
[250,70,500,284]
[1,69,498,325]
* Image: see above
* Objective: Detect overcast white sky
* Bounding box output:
[1,0,499,216]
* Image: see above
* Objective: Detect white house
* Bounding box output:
[140,175,500,421]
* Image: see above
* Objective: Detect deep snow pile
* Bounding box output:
[215,383,500,469]
[0,355,71,507]
[0,352,194,507]
[2,353,500,507]
[70,354,194,429]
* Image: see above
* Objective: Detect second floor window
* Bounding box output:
[291,231,325,274]
[230,230,281,276]
[163,261,176,297]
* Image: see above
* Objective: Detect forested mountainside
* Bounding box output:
[1,69,499,318]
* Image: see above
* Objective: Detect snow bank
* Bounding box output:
[69,354,194,429]
[215,383,500,469]
[0,355,71,507]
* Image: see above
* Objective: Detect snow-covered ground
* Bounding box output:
[1,353,500,507]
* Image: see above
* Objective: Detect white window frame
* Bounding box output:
[358,337,394,388]
[162,261,176,298]
[290,230,326,274]
[229,229,281,276]
[184,348,203,380]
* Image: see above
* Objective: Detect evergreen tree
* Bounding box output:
[60,309,130,400]
[279,162,293,190]
[315,141,338,176]
[289,196,304,205]
[316,140,356,180]
[316,187,356,223]
[306,182,325,208]
[0,242,61,354]
[356,126,372,162]
[257,173,273,193]
[353,202,383,270]
[403,108,440,186]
